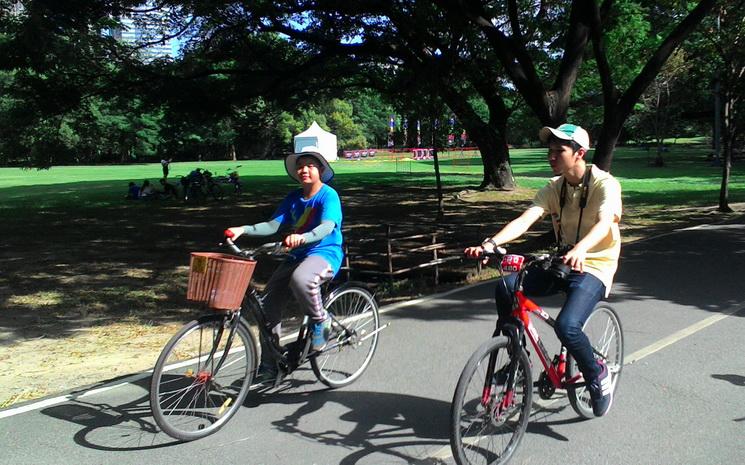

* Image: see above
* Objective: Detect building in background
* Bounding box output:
[109,3,178,61]
[8,1,24,15]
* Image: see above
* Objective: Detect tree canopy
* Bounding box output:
[0,0,727,190]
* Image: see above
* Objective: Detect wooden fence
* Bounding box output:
[340,224,484,285]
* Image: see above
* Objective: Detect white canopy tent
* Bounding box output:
[293,121,338,161]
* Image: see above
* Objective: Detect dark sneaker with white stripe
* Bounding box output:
[587,360,613,417]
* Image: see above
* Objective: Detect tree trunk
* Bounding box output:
[470,125,515,190]
[120,145,130,163]
[439,87,515,190]
[719,94,734,212]
[719,144,732,212]
[590,116,623,171]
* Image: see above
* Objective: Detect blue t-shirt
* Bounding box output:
[271,184,343,275]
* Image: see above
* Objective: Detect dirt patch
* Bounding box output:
[1,180,743,408]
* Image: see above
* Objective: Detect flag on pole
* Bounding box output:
[448,115,456,146]
[403,118,408,146]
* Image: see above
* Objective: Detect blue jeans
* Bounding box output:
[494,268,606,382]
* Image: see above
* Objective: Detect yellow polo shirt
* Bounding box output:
[532,165,622,296]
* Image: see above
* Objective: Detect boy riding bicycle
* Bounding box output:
[465,123,622,417]
[227,148,343,383]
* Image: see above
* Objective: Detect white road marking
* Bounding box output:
[426,299,745,462]
[624,301,745,365]
[0,281,492,419]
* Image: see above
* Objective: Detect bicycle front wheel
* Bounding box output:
[150,314,257,441]
[450,337,533,465]
[311,285,380,388]
[567,304,624,419]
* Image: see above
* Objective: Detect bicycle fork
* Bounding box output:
[196,312,241,383]
[482,325,524,421]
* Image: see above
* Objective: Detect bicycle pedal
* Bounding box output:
[272,370,287,388]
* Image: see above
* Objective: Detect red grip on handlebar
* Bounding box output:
[224,229,235,238]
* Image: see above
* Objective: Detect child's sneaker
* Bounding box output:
[587,360,613,417]
[254,362,278,385]
[310,315,332,351]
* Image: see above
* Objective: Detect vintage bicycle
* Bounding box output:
[450,247,624,465]
[149,233,384,441]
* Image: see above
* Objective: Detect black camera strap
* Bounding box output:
[556,165,592,247]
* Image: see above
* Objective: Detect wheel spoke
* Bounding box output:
[567,305,623,419]
[150,316,255,440]
[451,338,532,465]
[311,287,380,388]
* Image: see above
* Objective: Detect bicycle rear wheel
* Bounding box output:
[150,314,257,441]
[567,304,624,419]
[208,184,224,200]
[311,285,380,388]
[450,337,533,465]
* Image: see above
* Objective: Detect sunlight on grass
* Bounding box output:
[0,389,48,409]
[8,291,65,307]
[123,268,153,279]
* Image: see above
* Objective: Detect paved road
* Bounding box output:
[2,216,745,465]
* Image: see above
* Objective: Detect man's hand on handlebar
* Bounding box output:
[464,245,487,259]
[464,239,505,264]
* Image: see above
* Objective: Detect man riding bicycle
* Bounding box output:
[465,123,622,417]
[227,148,343,383]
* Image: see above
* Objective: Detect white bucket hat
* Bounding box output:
[284,147,334,183]
[539,123,591,150]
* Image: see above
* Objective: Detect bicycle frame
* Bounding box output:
[508,291,583,389]
[220,284,367,378]
[490,252,587,392]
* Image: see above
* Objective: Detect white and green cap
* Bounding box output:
[539,123,590,150]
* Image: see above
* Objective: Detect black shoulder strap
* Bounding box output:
[557,165,593,247]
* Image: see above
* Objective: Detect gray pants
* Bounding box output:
[260,255,334,363]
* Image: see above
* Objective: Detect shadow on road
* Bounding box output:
[40,377,179,451]
[610,221,745,316]
[711,374,745,423]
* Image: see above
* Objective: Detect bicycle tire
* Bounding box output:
[150,314,257,441]
[566,304,624,419]
[310,284,380,388]
[209,184,224,201]
[450,336,533,465]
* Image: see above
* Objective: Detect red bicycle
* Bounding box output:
[450,248,624,465]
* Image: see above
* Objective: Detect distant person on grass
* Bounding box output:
[226,149,343,384]
[161,158,172,178]
[125,182,140,200]
[159,178,179,199]
[139,180,156,200]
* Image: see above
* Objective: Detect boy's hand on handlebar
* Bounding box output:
[225,227,244,240]
[283,234,306,249]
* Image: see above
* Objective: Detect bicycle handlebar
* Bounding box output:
[222,230,289,259]
[468,246,555,270]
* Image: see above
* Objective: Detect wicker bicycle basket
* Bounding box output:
[186,252,257,310]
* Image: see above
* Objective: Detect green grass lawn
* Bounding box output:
[1,147,743,212]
